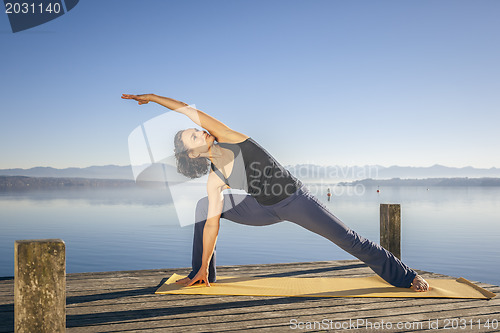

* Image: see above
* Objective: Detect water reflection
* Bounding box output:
[0,185,499,287]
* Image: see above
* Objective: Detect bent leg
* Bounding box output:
[188,193,282,282]
[187,196,216,282]
[276,191,417,288]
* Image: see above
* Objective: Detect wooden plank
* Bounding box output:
[0,260,498,333]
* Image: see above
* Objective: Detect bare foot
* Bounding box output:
[411,274,430,292]
[175,277,191,285]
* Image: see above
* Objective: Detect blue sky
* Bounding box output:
[1,0,499,169]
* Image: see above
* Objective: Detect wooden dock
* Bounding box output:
[1,260,499,332]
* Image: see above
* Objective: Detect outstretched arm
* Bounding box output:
[121,93,247,143]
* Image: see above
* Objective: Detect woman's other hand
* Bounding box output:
[121,93,153,105]
[185,267,211,287]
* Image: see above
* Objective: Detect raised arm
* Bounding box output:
[121,93,247,143]
[186,171,227,286]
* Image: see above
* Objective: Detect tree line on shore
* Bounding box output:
[2,175,500,191]
[338,177,500,187]
[0,176,135,190]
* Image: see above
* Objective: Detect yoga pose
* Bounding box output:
[122,93,430,292]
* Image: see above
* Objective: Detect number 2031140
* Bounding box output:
[443,318,498,330]
[5,2,62,14]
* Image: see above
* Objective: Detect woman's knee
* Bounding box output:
[195,196,209,222]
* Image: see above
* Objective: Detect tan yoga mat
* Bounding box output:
[156,273,496,299]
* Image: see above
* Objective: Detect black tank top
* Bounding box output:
[210,137,302,205]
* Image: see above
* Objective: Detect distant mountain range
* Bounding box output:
[1,164,500,181]
[284,164,500,181]
[338,177,500,187]
[0,165,134,180]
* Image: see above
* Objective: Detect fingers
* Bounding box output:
[121,94,140,101]
[186,278,198,287]
[121,94,144,101]
[185,276,210,287]
[412,282,430,292]
[121,94,149,105]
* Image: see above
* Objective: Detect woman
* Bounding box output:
[122,93,430,292]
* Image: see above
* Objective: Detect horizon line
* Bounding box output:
[0,163,499,170]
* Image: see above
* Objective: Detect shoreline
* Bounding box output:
[2,175,500,191]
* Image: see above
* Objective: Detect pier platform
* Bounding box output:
[1,260,499,332]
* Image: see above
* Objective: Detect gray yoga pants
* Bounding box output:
[187,185,417,288]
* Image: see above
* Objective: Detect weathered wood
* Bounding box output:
[14,239,66,333]
[380,204,401,259]
[1,260,498,332]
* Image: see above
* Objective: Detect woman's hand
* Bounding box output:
[185,267,211,287]
[174,276,191,285]
[121,93,154,105]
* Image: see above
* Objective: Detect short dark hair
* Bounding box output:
[173,129,210,179]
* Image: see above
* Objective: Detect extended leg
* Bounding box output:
[275,190,417,288]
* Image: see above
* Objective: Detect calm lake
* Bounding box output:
[1,184,499,286]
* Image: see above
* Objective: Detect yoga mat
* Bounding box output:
[156,273,496,299]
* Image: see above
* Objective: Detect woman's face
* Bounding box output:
[181,128,214,158]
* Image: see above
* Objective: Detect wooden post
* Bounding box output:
[380,204,401,260]
[15,239,66,333]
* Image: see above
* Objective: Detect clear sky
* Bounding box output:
[1,0,499,169]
